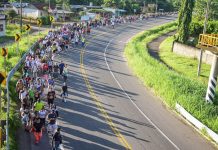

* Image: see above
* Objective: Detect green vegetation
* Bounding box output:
[39,16,52,25]
[88,9,112,14]
[124,22,218,135]
[4,9,17,21]
[175,0,218,45]
[159,36,210,85]
[187,20,218,46]
[2,30,48,70]
[176,0,195,43]
[194,0,218,20]
[0,24,26,44]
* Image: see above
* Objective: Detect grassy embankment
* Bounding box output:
[0,24,48,149]
[124,22,218,135]
[159,36,211,85]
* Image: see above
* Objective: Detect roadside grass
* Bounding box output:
[0,30,48,72]
[159,36,211,85]
[124,22,218,134]
[0,24,26,44]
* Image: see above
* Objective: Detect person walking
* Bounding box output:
[34,99,44,112]
[111,20,115,29]
[28,88,35,108]
[38,106,47,131]
[47,87,56,108]
[62,64,68,82]
[81,36,86,47]
[61,82,68,103]
[59,61,65,76]
[47,110,58,135]
[52,127,63,150]
[53,63,59,78]
[32,115,43,144]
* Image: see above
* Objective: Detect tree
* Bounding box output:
[176,0,195,43]
[5,9,17,21]
[103,0,120,8]
[169,0,181,11]
[56,0,71,10]
[8,0,16,2]
[193,0,218,21]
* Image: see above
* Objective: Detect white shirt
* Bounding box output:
[19,90,27,101]
[39,110,47,118]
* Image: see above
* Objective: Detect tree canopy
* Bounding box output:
[193,0,218,20]
[176,0,195,43]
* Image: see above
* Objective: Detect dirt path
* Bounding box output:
[147,31,176,62]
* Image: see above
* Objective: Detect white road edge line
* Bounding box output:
[103,35,180,150]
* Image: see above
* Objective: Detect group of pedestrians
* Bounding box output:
[16,23,80,149]
[15,14,151,149]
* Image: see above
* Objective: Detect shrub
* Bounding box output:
[39,16,51,25]
[189,21,204,37]
[189,20,218,37]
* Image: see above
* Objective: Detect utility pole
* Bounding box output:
[197,0,211,76]
[143,1,145,13]
[62,1,65,22]
[20,0,22,34]
[49,0,50,10]
[155,0,158,17]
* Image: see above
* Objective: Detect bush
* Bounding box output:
[5,9,17,20]
[189,21,204,37]
[207,20,218,33]
[39,16,51,25]
[189,20,218,37]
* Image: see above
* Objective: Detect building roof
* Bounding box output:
[70,5,84,9]
[12,2,29,8]
[31,3,55,10]
[55,10,73,14]
[86,6,102,9]
[103,8,126,13]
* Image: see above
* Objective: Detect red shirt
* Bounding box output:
[43,63,48,71]
[25,77,31,83]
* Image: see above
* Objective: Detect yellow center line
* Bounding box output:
[80,33,132,150]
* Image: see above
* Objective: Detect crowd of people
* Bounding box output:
[16,23,85,149]
[15,14,153,149]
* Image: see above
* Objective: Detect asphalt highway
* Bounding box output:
[54,16,216,150]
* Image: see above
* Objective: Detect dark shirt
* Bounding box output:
[33,120,43,132]
[34,92,40,100]
[62,85,67,93]
[24,66,28,72]
[59,63,64,70]
[47,91,55,100]
[48,113,56,124]
[53,132,62,143]
[54,65,59,72]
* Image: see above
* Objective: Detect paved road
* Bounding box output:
[54,16,216,150]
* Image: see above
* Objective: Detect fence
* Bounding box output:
[197,34,218,54]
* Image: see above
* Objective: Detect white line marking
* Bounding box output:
[104,32,180,150]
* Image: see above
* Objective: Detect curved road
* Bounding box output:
[54,16,216,150]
